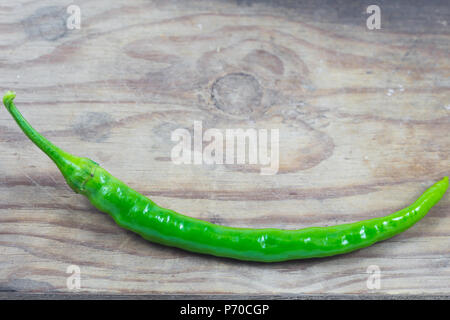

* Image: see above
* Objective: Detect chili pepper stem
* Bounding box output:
[3,91,95,193]
[3,91,71,166]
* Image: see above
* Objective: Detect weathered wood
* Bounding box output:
[0,0,449,297]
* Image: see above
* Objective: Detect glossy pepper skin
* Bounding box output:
[3,91,448,262]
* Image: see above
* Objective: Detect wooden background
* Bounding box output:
[0,0,449,298]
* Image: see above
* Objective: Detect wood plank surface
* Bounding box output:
[0,0,449,297]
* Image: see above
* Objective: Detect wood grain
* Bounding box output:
[0,0,449,297]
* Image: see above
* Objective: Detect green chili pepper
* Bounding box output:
[3,91,448,262]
